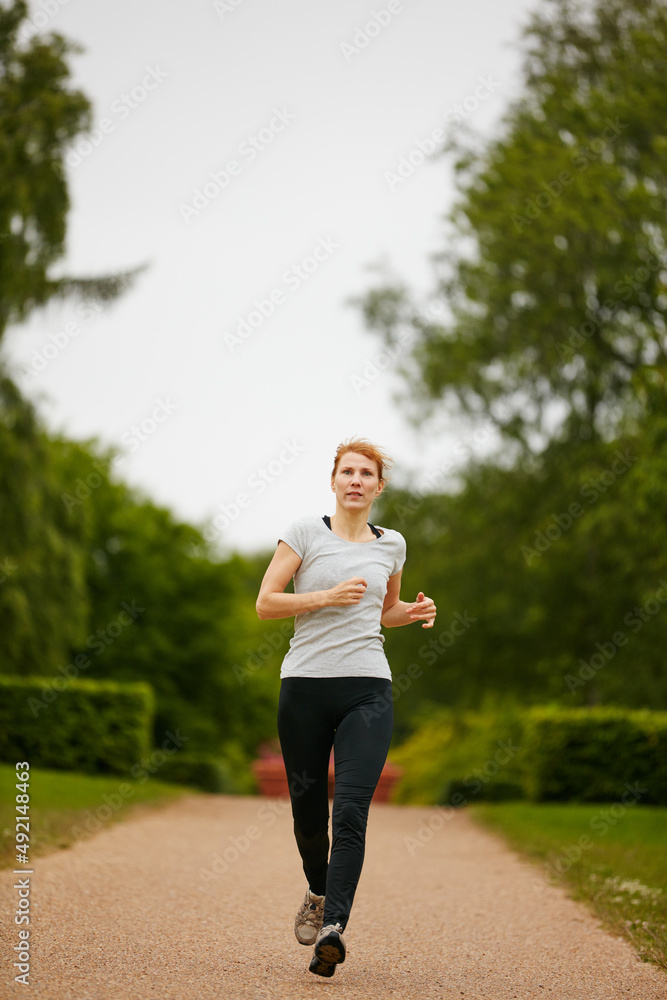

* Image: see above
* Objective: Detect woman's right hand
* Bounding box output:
[325,576,368,606]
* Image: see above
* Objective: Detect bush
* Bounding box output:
[391,704,527,805]
[393,704,667,806]
[523,706,667,804]
[158,753,236,794]
[0,675,154,774]
[440,777,525,806]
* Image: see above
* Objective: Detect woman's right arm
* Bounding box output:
[256,541,367,620]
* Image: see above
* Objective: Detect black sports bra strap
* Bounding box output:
[322,515,382,539]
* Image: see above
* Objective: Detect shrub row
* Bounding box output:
[524,706,667,805]
[0,676,154,774]
[393,705,667,805]
[158,754,237,794]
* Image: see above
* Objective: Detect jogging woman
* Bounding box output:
[256,438,436,977]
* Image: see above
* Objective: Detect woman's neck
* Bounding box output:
[330,507,373,542]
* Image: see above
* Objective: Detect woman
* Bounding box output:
[256,437,436,977]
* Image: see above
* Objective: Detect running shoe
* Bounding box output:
[308,923,346,977]
[294,888,325,945]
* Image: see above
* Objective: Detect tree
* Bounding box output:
[0,372,90,675]
[0,1,143,685]
[356,0,667,451]
[0,0,142,344]
[376,401,667,718]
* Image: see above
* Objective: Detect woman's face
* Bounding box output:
[331,451,383,512]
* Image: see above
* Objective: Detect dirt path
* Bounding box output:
[2,794,665,999]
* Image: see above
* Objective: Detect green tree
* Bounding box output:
[0,0,142,684]
[377,407,667,721]
[354,0,667,722]
[0,0,141,342]
[47,438,280,756]
[357,0,667,450]
[0,373,89,675]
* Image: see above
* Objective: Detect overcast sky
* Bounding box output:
[4,0,541,555]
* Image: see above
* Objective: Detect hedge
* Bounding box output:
[523,706,667,805]
[391,705,527,805]
[0,675,154,775]
[392,705,667,806]
[157,753,237,794]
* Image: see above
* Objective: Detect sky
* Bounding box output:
[4,0,542,554]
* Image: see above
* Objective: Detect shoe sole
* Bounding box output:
[314,930,346,966]
[309,955,336,978]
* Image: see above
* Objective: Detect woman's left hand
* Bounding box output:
[408,592,436,628]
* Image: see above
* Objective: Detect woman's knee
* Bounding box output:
[332,795,371,836]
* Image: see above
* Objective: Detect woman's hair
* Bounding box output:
[331,438,393,482]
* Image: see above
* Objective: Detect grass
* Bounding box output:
[471,801,667,970]
[1,762,193,869]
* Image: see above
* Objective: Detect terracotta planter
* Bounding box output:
[252,755,402,802]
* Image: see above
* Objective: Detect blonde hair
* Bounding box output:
[331,438,393,482]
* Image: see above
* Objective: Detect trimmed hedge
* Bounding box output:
[0,675,154,775]
[158,753,236,793]
[392,705,667,806]
[523,706,667,805]
[441,777,525,806]
[391,705,527,805]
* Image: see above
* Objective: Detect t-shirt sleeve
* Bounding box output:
[391,531,407,576]
[278,517,310,560]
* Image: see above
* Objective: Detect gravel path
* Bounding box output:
[2,794,666,999]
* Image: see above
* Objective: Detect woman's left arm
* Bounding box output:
[380,570,436,629]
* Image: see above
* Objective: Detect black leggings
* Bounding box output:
[277,676,393,931]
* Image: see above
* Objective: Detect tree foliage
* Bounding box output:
[377,400,667,721]
[361,0,667,723]
[357,0,667,450]
[0,422,282,758]
[0,0,142,343]
[0,371,89,673]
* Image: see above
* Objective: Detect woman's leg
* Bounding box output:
[322,679,393,930]
[277,678,335,895]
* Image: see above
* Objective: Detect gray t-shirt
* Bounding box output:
[278,515,407,679]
